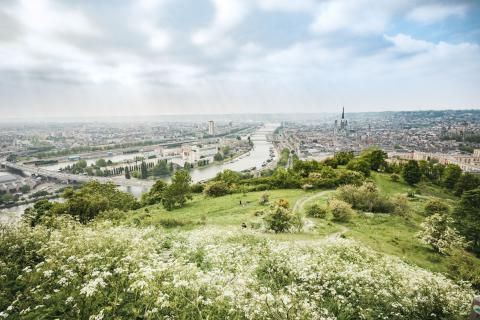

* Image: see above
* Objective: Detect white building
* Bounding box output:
[182,144,219,163]
[208,120,215,135]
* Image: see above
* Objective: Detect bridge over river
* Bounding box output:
[1,161,154,189]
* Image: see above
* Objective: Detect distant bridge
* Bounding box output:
[1,161,154,189]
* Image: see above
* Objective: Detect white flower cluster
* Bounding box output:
[0,222,475,319]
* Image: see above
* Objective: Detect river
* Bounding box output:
[1,123,279,220]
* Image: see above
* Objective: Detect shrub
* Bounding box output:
[424,199,450,216]
[329,199,355,222]
[259,193,270,205]
[391,195,412,216]
[157,218,187,228]
[306,203,329,218]
[276,199,290,209]
[417,213,465,254]
[263,205,299,233]
[336,182,394,213]
[191,183,205,193]
[203,181,230,197]
[390,173,400,182]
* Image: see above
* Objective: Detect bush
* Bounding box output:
[191,183,205,193]
[336,182,394,213]
[390,173,400,182]
[391,195,412,216]
[263,205,302,233]
[259,193,270,205]
[424,199,450,216]
[306,203,329,218]
[417,213,465,254]
[276,199,290,209]
[157,218,187,228]
[329,199,355,222]
[203,181,230,197]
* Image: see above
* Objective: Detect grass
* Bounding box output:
[128,189,306,228]
[121,175,480,289]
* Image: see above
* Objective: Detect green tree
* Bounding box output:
[140,161,148,179]
[454,173,480,196]
[203,181,229,197]
[214,152,224,161]
[96,159,107,167]
[442,164,462,190]
[346,158,371,177]
[23,199,54,227]
[77,159,88,169]
[263,204,302,233]
[418,213,465,254]
[20,185,31,194]
[214,169,241,186]
[53,181,138,223]
[360,148,387,171]
[152,160,169,176]
[452,189,480,252]
[402,160,421,185]
[162,170,192,210]
[424,199,450,216]
[141,180,167,206]
[334,151,354,165]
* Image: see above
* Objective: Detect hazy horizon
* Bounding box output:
[1,0,479,118]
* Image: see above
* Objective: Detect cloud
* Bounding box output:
[407,4,467,24]
[192,0,249,52]
[131,0,171,51]
[383,33,434,53]
[310,0,407,35]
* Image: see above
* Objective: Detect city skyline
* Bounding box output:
[0,0,479,118]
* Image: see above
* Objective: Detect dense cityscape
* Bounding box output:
[1,0,480,318]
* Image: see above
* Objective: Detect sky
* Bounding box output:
[0,0,479,118]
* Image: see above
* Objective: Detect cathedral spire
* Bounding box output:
[342,106,344,119]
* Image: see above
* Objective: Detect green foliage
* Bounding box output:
[330,199,355,222]
[53,181,139,223]
[213,169,241,186]
[0,224,472,319]
[23,199,54,227]
[141,180,167,206]
[95,158,107,167]
[442,164,462,189]
[424,199,450,216]
[336,182,397,213]
[259,193,270,205]
[152,159,169,176]
[417,213,465,254]
[402,160,421,185]
[360,148,387,171]
[277,148,290,167]
[20,185,31,194]
[333,151,354,165]
[213,152,224,161]
[203,181,230,197]
[390,173,400,182]
[346,158,371,177]
[191,183,205,193]
[391,194,412,216]
[77,159,88,169]
[306,203,329,218]
[263,204,302,233]
[162,170,192,210]
[140,161,148,179]
[454,172,480,196]
[452,189,480,253]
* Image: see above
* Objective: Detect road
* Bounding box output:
[1,161,154,189]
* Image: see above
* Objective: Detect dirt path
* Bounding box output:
[293,190,350,240]
[292,190,330,213]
